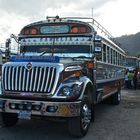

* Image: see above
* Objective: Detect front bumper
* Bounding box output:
[0,98,81,117]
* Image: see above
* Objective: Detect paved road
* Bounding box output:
[0,89,140,140]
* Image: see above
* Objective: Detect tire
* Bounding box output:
[0,112,18,127]
[110,90,121,105]
[68,96,93,137]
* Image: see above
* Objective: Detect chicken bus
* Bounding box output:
[0,16,126,137]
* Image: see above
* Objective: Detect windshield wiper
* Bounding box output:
[40,51,48,56]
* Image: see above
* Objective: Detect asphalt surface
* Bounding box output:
[0,89,140,140]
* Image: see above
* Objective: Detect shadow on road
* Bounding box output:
[1,89,140,140]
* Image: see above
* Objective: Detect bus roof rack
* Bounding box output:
[61,17,121,47]
[46,15,60,19]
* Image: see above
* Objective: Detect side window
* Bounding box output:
[95,42,102,61]
[107,46,110,63]
[103,44,106,62]
[111,49,113,64]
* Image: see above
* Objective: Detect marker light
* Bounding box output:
[30,29,37,35]
[24,29,30,35]
[71,27,78,33]
[79,27,86,33]
[23,28,38,35]
[87,62,94,69]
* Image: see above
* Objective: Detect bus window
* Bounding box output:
[107,46,110,63]
[103,44,106,62]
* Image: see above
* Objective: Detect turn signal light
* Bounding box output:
[87,62,94,69]
[75,71,81,77]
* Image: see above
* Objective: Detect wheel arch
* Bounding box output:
[79,77,96,104]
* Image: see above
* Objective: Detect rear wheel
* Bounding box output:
[68,96,93,137]
[110,90,121,105]
[0,112,18,127]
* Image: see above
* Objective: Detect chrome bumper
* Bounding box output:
[0,98,81,117]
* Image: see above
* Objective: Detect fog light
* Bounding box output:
[46,106,57,112]
[10,103,16,109]
[26,104,32,110]
[18,104,24,110]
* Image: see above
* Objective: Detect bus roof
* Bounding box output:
[20,16,125,54]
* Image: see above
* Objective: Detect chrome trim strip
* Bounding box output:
[22,68,26,91]
[19,67,22,91]
[65,65,82,71]
[29,68,34,91]
[11,67,15,90]
[37,67,42,92]
[44,67,50,92]
[4,67,7,90]
[97,88,103,92]
[48,67,55,92]
[26,70,30,91]
[8,67,11,90]
[33,67,38,92]
[102,89,118,100]
[40,67,46,92]
[96,77,124,84]
[15,67,18,91]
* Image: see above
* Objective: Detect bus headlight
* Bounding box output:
[62,86,72,96]
[57,82,83,97]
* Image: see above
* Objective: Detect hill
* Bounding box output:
[115,32,140,56]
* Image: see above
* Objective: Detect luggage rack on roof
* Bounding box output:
[46,16,121,47]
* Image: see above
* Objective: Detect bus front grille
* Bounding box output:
[3,66,57,94]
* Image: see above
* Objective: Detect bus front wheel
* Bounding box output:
[68,96,92,137]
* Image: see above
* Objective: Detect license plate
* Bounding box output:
[18,111,31,120]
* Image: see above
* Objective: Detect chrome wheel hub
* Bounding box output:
[81,104,91,130]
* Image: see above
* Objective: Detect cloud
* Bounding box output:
[0,0,117,19]
[0,0,123,43]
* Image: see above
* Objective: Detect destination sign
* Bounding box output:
[40,25,70,34]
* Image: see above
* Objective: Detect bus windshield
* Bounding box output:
[21,44,92,58]
[20,36,93,58]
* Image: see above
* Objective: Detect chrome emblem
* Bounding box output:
[25,62,32,71]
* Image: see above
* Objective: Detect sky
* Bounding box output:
[0,0,140,44]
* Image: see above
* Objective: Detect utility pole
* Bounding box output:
[92,8,93,19]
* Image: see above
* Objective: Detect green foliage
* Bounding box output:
[115,32,140,56]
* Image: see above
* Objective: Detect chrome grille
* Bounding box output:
[3,66,57,93]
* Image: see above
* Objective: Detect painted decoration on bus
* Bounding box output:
[40,25,69,34]
[20,37,92,46]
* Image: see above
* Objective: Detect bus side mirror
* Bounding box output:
[94,46,102,53]
[94,35,102,55]
[94,45,102,61]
